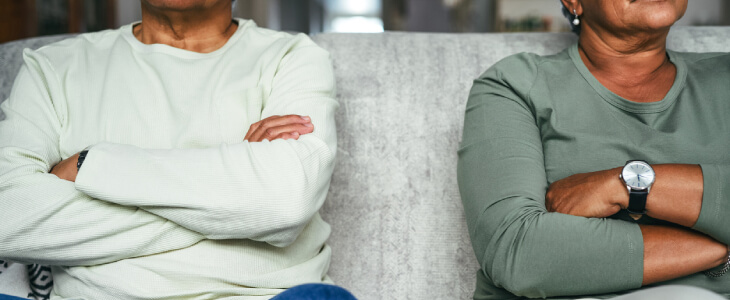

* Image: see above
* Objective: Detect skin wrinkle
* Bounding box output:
[135,0,238,53]
[564,0,682,102]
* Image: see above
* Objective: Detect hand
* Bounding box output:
[244,115,314,142]
[545,167,627,218]
[50,152,80,182]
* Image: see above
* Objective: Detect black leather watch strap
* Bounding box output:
[77,149,89,171]
[626,189,648,215]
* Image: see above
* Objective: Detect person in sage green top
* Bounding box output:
[458,0,730,299]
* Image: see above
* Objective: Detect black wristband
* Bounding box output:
[77,149,89,171]
[626,189,648,215]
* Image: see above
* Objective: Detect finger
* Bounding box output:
[259,123,314,142]
[249,115,311,142]
[244,121,262,141]
[272,132,300,141]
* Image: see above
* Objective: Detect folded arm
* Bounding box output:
[545,155,728,285]
[0,59,204,266]
[74,43,338,247]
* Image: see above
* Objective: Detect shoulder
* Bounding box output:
[23,27,123,73]
[237,20,329,58]
[673,51,730,64]
[478,49,570,80]
[473,48,572,95]
[673,51,730,74]
[671,51,730,90]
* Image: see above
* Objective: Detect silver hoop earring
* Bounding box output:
[572,9,580,26]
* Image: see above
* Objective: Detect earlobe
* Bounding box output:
[561,0,583,16]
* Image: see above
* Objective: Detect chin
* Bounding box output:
[631,0,687,30]
[142,0,221,11]
[640,12,682,31]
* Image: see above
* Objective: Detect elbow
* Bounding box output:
[265,155,333,247]
[265,194,321,247]
[480,209,553,298]
[486,228,577,299]
[493,266,550,298]
[222,191,323,247]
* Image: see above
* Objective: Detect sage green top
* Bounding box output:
[458,43,730,300]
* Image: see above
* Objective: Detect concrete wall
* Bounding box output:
[115,1,141,27]
[676,0,724,26]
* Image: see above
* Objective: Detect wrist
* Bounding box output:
[610,167,630,209]
[720,245,730,267]
[705,244,730,277]
[76,146,93,171]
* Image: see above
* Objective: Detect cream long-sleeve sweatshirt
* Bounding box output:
[0,19,338,299]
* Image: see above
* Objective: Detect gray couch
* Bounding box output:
[1,27,730,300]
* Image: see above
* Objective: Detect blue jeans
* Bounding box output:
[271,284,357,300]
[0,284,356,300]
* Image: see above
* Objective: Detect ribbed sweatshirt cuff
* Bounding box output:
[75,143,117,200]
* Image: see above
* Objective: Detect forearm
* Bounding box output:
[75,133,335,244]
[641,224,727,285]
[643,164,703,228]
[0,170,204,266]
[549,164,704,227]
[471,203,645,298]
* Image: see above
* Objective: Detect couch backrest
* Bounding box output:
[1,27,730,300]
[312,31,578,300]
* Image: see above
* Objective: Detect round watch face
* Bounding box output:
[621,161,655,190]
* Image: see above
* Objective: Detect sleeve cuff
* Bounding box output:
[621,220,645,291]
[693,164,730,244]
[75,143,118,200]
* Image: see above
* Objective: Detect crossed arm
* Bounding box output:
[546,164,727,285]
[0,41,336,265]
[51,114,316,182]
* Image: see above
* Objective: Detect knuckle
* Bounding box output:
[264,128,276,137]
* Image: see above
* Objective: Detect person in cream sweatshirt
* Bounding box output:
[0,1,351,299]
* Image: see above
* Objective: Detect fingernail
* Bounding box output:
[304,123,313,127]
[292,132,300,137]
[302,116,311,121]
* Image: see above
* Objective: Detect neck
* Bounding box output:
[135,2,237,53]
[578,24,671,79]
[577,25,676,103]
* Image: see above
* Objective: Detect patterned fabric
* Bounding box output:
[26,265,51,300]
[0,260,51,300]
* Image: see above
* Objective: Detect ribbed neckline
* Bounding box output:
[568,43,687,114]
[120,18,251,59]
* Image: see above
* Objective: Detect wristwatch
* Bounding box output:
[77,149,90,171]
[620,160,655,220]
